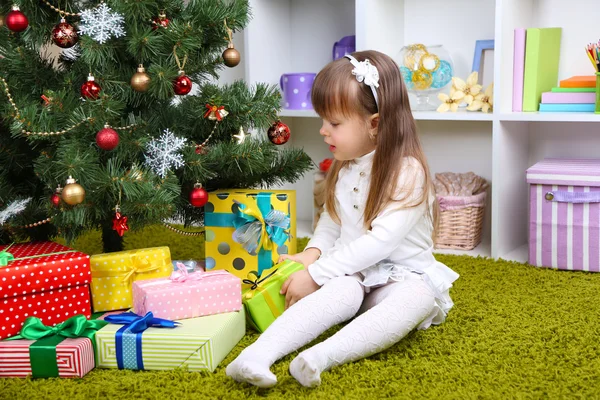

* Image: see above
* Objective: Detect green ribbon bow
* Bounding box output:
[0,250,14,266]
[8,315,108,378]
[0,243,15,266]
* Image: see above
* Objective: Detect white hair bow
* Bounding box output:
[345,55,379,109]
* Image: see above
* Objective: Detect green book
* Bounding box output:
[523,27,562,111]
[551,87,596,92]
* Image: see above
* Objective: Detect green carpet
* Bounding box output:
[3,228,600,399]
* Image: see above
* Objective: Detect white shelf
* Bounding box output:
[280,109,494,121]
[413,110,493,121]
[279,109,319,118]
[434,241,491,259]
[500,244,529,264]
[241,0,600,266]
[499,112,600,122]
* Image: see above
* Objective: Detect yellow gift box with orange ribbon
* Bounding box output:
[242,259,304,332]
[90,247,172,312]
[204,190,296,288]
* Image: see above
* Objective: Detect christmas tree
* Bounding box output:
[0,1,312,252]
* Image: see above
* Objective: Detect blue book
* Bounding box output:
[538,103,595,112]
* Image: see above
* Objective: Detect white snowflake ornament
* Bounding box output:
[79,3,126,44]
[145,129,187,178]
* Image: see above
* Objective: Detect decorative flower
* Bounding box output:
[351,59,380,88]
[436,88,464,113]
[467,83,493,113]
[319,158,333,173]
[451,71,482,105]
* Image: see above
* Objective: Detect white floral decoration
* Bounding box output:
[350,59,380,88]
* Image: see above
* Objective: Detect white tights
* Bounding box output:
[226,275,437,387]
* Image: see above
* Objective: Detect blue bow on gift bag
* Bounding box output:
[104,312,178,370]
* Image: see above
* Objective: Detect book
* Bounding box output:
[522,27,562,112]
[551,87,596,93]
[559,75,596,88]
[538,103,594,112]
[512,28,527,112]
[541,92,596,103]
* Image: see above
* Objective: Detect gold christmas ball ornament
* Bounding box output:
[61,176,86,205]
[222,43,241,68]
[0,14,5,28]
[131,64,151,92]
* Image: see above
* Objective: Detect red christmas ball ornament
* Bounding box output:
[5,6,28,33]
[267,120,291,145]
[96,124,119,150]
[173,72,192,95]
[52,18,78,48]
[51,193,61,207]
[151,11,170,30]
[189,183,208,208]
[81,73,101,99]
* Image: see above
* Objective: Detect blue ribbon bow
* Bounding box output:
[231,196,290,276]
[232,206,290,254]
[104,312,178,370]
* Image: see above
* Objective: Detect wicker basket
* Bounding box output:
[435,191,486,250]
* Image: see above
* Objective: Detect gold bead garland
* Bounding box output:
[41,0,82,17]
[1,76,136,137]
[21,217,53,229]
[162,221,205,237]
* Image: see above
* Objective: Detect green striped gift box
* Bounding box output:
[95,310,245,372]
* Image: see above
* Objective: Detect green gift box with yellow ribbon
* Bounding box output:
[90,247,172,312]
[204,190,297,288]
[0,314,107,378]
[242,259,304,333]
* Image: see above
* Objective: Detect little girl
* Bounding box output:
[226,50,459,388]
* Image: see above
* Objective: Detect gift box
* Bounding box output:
[242,259,304,332]
[132,266,242,320]
[204,190,296,288]
[527,158,600,271]
[95,310,245,372]
[0,242,92,340]
[0,314,107,378]
[90,246,172,312]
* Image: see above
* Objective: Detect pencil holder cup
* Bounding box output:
[595,72,600,114]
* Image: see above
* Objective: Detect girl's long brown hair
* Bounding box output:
[312,50,437,236]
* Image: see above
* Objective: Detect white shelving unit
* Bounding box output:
[233,0,600,263]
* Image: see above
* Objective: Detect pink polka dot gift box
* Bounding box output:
[132,264,242,321]
[0,242,92,341]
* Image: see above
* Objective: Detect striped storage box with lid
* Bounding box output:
[527,158,600,271]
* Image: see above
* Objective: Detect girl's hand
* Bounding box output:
[280,270,320,309]
[278,247,321,267]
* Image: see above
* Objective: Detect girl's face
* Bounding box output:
[319,113,376,161]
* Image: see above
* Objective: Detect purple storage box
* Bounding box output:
[280,73,316,110]
[333,35,355,60]
[527,158,600,272]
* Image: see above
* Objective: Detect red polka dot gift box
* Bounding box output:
[132,265,241,321]
[0,242,92,341]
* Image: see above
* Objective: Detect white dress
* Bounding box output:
[305,150,459,329]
